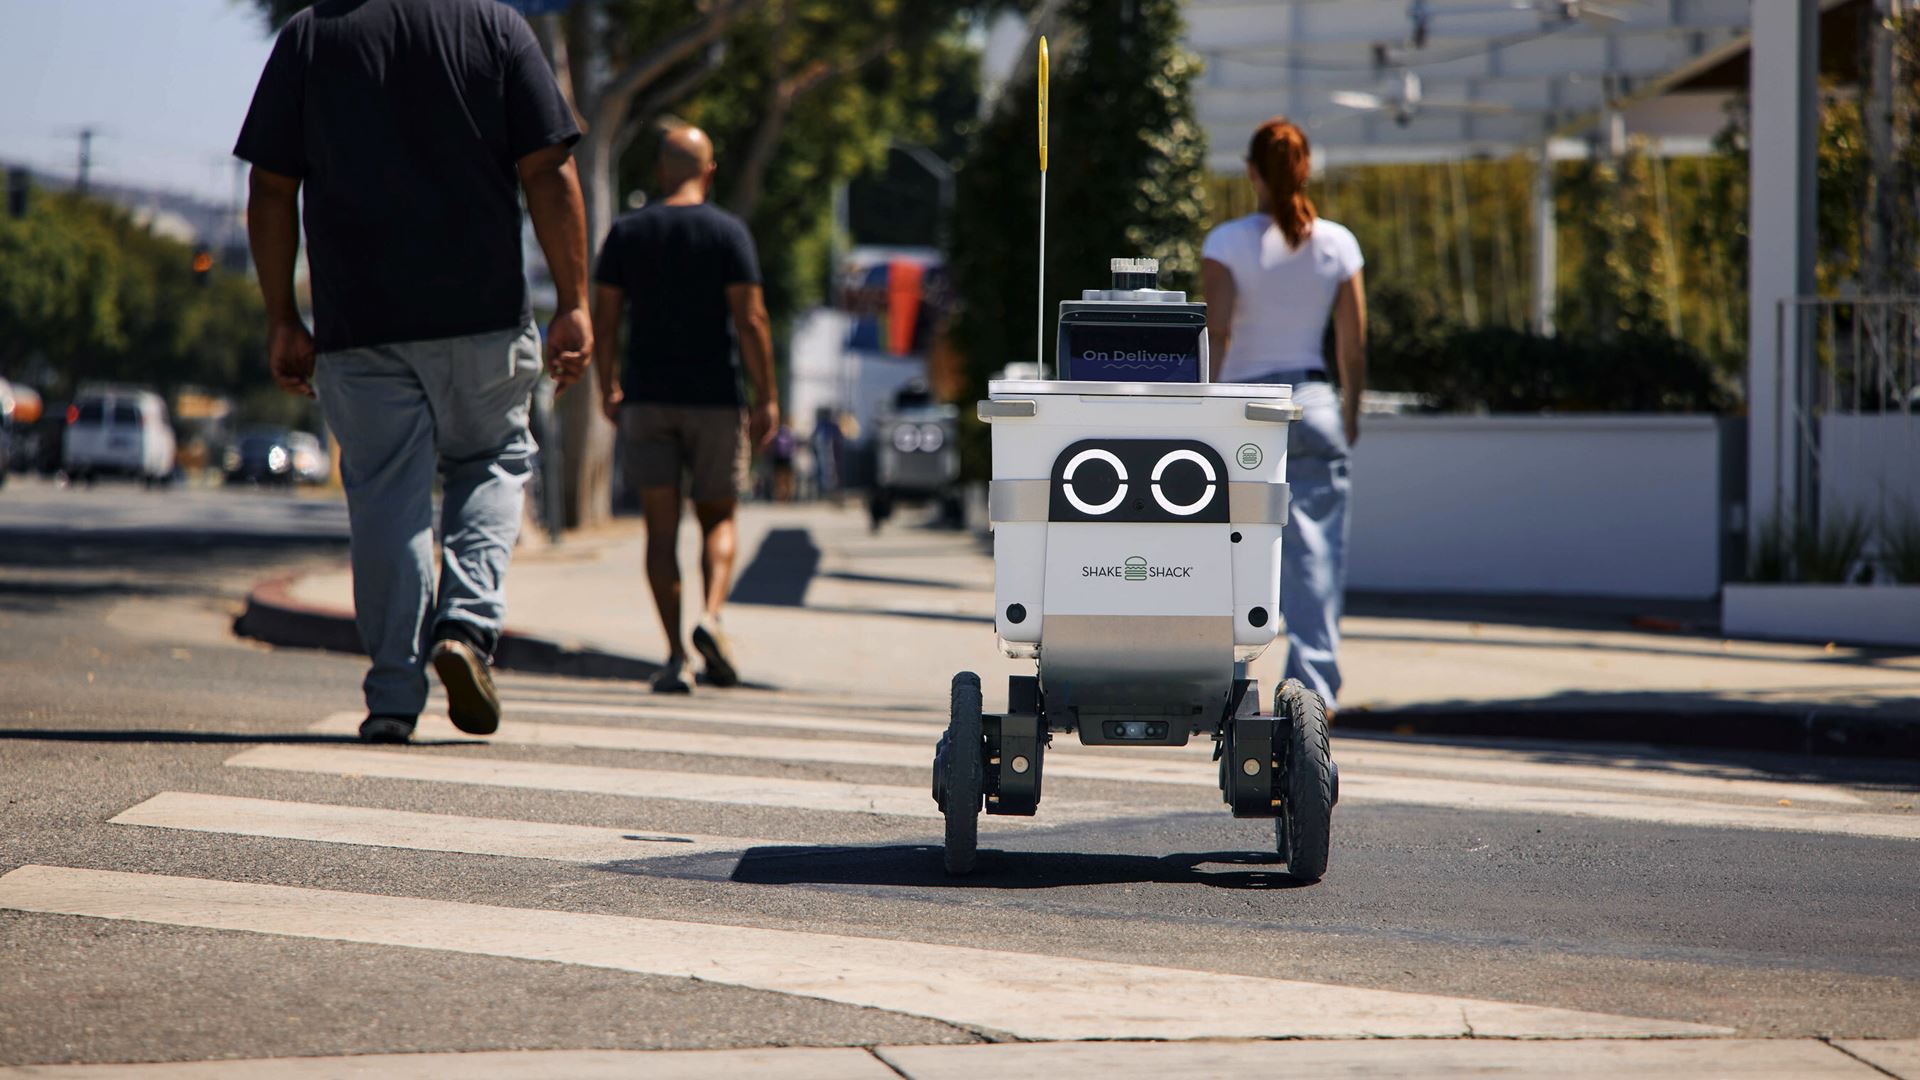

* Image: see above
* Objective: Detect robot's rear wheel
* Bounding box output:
[937,671,985,875]
[1275,679,1334,882]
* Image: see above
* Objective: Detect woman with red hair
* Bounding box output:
[1202,117,1367,713]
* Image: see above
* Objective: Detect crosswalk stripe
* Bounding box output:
[310,715,1223,788]
[223,746,1130,824]
[406,701,1870,809]
[411,702,944,739]
[0,865,1727,1041]
[1339,773,1920,842]
[301,717,1911,840]
[112,793,786,864]
[1332,745,1867,805]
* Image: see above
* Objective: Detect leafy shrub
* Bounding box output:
[1366,282,1736,414]
[1880,509,1920,584]
[1749,511,1872,583]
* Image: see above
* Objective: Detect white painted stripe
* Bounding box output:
[112,793,785,864]
[0,866,1726,1041]
[312,715,1226,788]
[300,718,1913,840]
[224,746,1128,825]
[327,704,941,741]
[396,703,1874,810]
[1333,742,1867,806]
[0,1047,895,1079]
[1340,773,1920,842]
[878,1038,1878,1079]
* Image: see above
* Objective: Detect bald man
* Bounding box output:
[593,125,778,693]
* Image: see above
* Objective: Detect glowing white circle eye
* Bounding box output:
[892,425,920,453]
[1062,447,1128,516]
[1150,448,1216,516]
[918,424,945,452]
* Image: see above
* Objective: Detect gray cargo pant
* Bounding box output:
[315,322,542,718]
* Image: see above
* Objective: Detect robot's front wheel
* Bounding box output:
[938,671,985,875]
[1275,679,1334,883]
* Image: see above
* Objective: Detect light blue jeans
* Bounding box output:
[1256,379,1351,709]
[315,322,542,718]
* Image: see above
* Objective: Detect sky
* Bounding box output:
[0,0,278,205]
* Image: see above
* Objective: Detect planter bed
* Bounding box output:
[1722,583,1920,648]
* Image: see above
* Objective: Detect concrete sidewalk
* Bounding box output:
[239,502,1920,758]
[9,1038,1918,1078]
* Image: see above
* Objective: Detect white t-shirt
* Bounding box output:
[1201,213,1364,383]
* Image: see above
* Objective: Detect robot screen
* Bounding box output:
[1059,323,1203,383]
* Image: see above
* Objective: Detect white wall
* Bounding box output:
[1347,416,1723,599]
[1819,414,1920,528]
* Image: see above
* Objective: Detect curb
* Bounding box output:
[235,575,660,683]
[1336,704,1920,762]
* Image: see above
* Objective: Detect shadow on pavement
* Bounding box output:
[719,844,1312,891]
[729,528,820,606]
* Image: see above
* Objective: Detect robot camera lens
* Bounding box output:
[1248,606,1270,628]
[1005,603,1027,624]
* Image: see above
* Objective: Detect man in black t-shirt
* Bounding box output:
[592,125,779,693]
[236,0,592,742]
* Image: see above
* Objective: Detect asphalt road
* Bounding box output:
[1,479,1917,1073]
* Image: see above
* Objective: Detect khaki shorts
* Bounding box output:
[618,402,749,503]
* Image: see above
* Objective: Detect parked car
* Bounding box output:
[224,427,327,487]
[63,387,176,486]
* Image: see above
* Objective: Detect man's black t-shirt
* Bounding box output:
[233,0,580,353]
[594,203,761,407]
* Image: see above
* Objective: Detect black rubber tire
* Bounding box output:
[1275,678,1334,883]
[942,671,985,875]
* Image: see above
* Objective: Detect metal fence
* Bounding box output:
[1771,295,1920,581]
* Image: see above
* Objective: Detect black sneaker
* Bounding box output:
[359,714,417,744]
[691,618,739,688]
[431,631,502,736]
[651,657,694,694]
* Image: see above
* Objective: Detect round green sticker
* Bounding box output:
[1236,443,1263,469]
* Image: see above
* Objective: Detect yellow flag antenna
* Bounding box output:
[1037,35,1050,373]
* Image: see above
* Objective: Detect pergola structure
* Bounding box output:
[1184,0,1827,549]
[1185,0,1755,171]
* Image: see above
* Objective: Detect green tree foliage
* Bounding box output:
[948,0,1208,395]
[657,1,978,324]
[0,192,267,402]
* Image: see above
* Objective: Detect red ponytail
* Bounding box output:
[1249,117,1316,248]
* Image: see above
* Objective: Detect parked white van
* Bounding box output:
[63,387,177,485]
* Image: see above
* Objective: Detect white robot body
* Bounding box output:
[984,378,1298,745]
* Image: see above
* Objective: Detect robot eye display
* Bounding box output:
[917,424,946,452]
[892,425,922,453]
[1048,439,1227,523]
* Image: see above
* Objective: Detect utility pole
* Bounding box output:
[76,128,94,194]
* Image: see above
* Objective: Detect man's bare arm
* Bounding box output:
[517,143,592,391]
[246,166,314,398]
[592,283,625,423]
[727,282,779,450]
[1201,257,1236,381]
[1333,270,1368,447]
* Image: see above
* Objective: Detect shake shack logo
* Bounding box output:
[1083,555,1192,581]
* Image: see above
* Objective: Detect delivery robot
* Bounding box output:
[868,380,963,531]
[931,257,1338,880]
